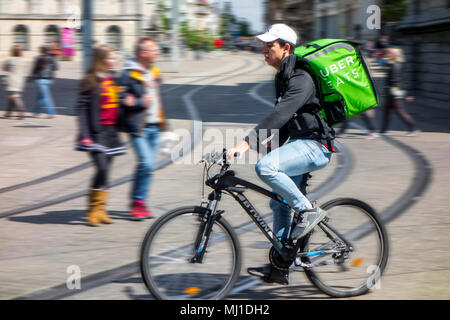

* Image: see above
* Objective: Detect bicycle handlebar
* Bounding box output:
[200,148,235,188]
[199,148,239,166]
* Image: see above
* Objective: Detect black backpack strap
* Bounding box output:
[314,112,334,153]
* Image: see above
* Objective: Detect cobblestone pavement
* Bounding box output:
[0,51,449,300]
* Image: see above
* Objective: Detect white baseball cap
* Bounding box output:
[256,24,298,45]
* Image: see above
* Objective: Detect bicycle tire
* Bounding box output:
[140,206,242,300]
[301,198,389,298]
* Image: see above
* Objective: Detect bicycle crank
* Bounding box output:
[269,246,295,271]
[293,256,345,270]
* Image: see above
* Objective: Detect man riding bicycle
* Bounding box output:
[227,24,335,285]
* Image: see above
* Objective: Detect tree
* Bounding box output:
[179,20,214,51]
[157,0,170,32]
[179,20,190,35]
[238,19,252,37]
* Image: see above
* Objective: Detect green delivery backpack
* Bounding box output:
[295,39,379,126]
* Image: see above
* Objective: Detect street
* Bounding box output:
[0,50,449,300]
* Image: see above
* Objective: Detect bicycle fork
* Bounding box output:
[190,195,222,264]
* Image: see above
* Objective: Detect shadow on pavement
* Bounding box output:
[114,273,329,300]
[8,209,130,225]
[229,283,330,300]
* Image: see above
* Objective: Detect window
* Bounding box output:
[106,25,122,50]
[45,25,60,44]
[13,25,29,51]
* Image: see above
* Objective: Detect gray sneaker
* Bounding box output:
[291,206,327,240]
[404,130,419,137]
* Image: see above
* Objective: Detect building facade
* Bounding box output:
[398,0,450,110]
[184,0,219,34]
[264,0,381,44]
[313,0,382,41]
[284,0,315,42]
[142,0,220,35]
[264,0,315,42]
[0,0,220,58]
[0,0,143,57]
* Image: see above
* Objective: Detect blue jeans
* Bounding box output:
[34,79,56,116]
[130,125,160,203]
[255,139,332,240]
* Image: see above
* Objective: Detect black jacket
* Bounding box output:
[77,85,103,142]
[77,72,121,141]
[76,79,127,156]
[386,62,402,88]
[384,61,405,99]
[31,55,58,80]
[245,54,334,152]
[117,61,167,135]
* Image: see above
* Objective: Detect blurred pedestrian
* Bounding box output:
[336,111,379,140]
[31,45,58,118]
[362,40,374,58]
[375,35,388,51]
[2,45,27,119]
[118,38,168,220]
[76,44,127,227]
[372,35,389,66]
[49,40,62,61]
[380,47,417,136]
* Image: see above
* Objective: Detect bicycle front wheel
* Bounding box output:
[301,198,389,298]
[140,206,242,300]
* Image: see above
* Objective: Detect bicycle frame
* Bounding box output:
[205,170,297,260]
[192,151,353,267]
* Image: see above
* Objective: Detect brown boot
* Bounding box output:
[97,189,113,224]
[87,189,103,226]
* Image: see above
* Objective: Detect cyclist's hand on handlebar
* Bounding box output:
[227,140,250,159]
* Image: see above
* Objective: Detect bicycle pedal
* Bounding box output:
[290,261,312,270]
[290,265,304,272]
[290,257,307,271]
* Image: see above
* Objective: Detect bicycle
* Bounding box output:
[140,149,389,300]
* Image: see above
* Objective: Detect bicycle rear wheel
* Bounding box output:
[300,198,389,298]
[140,206,242,300]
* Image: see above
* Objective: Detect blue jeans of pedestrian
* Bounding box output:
[34,79,56,116]
[130,125,160,203]
[255,139,332,241]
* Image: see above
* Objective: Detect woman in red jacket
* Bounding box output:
[76,45,127,226]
